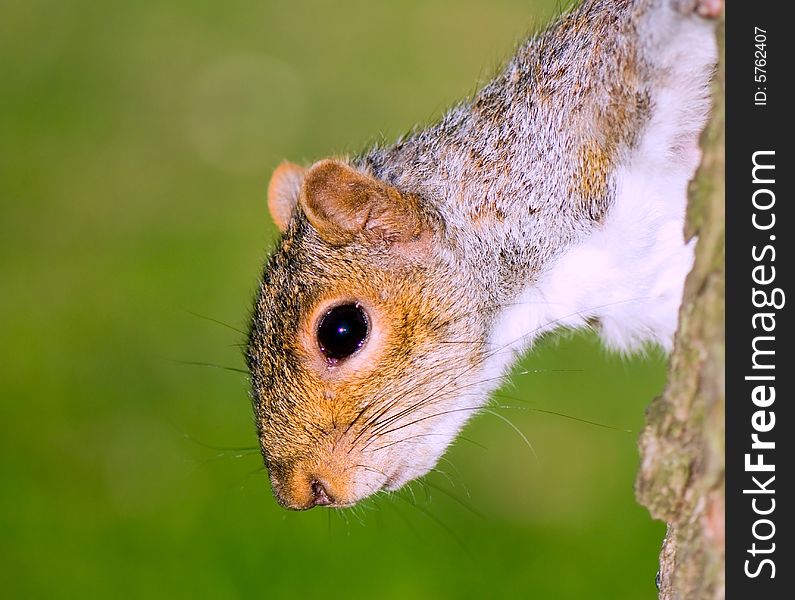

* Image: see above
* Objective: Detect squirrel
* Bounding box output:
[246,0,721,510]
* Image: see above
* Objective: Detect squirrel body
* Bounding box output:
[247,0,719,510]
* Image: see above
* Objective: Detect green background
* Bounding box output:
[1,1,667,597]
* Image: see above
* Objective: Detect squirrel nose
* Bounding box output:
[310,479,333,507]
[267,463,345,510]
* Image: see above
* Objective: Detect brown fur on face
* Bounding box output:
[247,161,473,510]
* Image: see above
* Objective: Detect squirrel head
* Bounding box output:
[247,159,491,510]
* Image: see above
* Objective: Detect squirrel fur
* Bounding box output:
[247,0,719,510]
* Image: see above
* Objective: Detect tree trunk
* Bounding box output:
[635,14,725,600]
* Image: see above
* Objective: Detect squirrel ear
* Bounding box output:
[267,161,306,232]
[299,159,427,246]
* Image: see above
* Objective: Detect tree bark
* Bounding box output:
[635,14,725,600]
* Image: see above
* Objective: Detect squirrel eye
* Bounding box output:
[317,303,369,360]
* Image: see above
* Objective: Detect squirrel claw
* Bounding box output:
[674,0,722,19]
[695,0,723,19]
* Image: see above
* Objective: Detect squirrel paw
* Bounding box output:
[674,0,723,19]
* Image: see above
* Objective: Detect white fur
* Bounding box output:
[489,161,695,363]
[488,9,716,366]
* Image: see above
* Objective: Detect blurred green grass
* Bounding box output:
[0,1,665,597]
